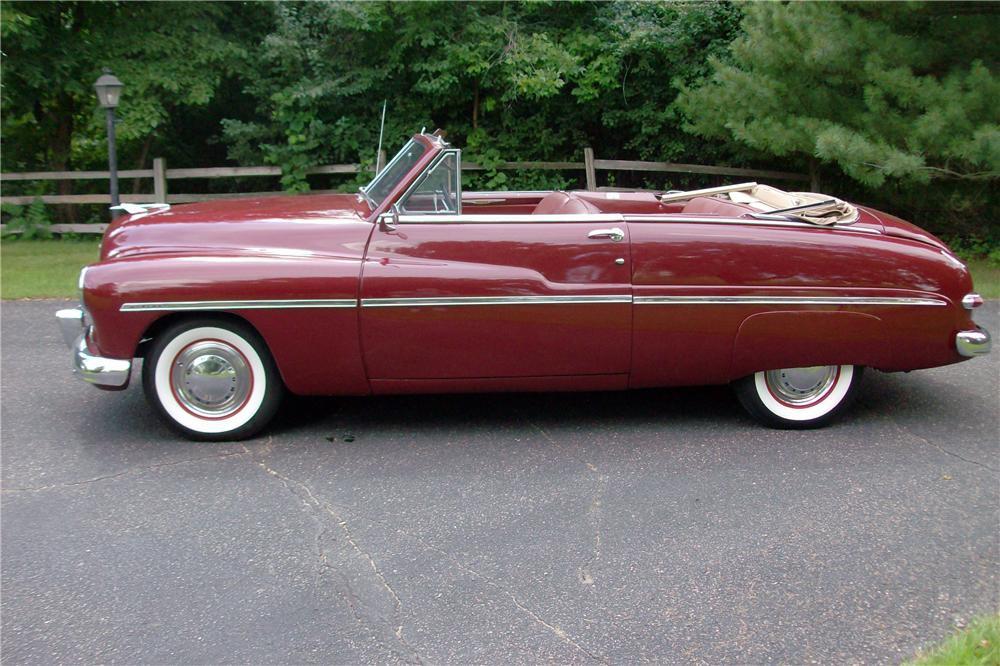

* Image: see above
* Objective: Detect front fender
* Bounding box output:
[82,251,370,396]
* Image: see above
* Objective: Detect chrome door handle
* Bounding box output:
[587,227,625,242]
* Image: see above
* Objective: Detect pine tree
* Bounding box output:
[677,3,999,188]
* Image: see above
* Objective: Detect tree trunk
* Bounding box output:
[132,135,154,194]
[472,82,480,130]
[46,93,76,223]
[809,157,821,193]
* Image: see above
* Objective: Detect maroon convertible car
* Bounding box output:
[57,131,990,440]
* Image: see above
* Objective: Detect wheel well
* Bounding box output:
[136,311,263,358]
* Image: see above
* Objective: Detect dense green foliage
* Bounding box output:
[1,1,269,174]
[222,1,743,192]
[0,199,53,239]
[680,3,998,187]
[678,1,999,238]
[0,1,996,243]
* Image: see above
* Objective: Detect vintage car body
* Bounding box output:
[57,132,991,439]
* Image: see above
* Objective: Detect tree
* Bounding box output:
[676,3,999,188]
[220,1,743,192]
[0,1,268,176]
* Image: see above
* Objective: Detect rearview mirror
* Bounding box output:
[380,204,400,232]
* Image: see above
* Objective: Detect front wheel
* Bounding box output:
[734,364,863,429]
[142,318,283,441]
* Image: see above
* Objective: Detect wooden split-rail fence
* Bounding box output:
[0,148,811,235]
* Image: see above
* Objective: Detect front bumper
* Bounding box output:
[56,308,132,388]
[956,327,992,358]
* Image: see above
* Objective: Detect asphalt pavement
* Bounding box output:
[2,299,997,664]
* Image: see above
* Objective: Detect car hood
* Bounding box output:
[101,193,372,260]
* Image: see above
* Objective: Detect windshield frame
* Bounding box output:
[395,149,463,216]
[360,138,429,208]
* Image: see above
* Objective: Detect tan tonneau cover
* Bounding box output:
[728,185,858,225]
[660,183,859,225]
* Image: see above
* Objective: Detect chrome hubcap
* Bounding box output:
[171,341,251,417]
[765,366,837,405]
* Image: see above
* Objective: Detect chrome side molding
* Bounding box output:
[120,299,358,312]
[360,295,632,308]
[116,294,953,312]
[632,295,947,307]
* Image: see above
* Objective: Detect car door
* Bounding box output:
[359,212,632,384]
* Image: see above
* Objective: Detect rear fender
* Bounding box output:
[730,310,891,379]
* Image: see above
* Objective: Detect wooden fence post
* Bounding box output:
[153,157,167,203]
[583,147,596,191]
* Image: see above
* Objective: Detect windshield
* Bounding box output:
[361,140,428,207]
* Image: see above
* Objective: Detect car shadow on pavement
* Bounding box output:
[273,384,746,437]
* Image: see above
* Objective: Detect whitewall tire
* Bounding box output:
[735,364,863,429]
[142,318,283,441]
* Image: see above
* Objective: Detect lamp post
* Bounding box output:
[94,69,124,212]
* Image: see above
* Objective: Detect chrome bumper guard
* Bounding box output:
[956,327,991,358]
[55,308,132,388]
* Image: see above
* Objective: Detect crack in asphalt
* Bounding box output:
[1,451,245,493]
[578,462,608,588]
[865,404,998,472]
[308,494,599,657]
[531,422,608,589]
[409,536,608,664]
[239,441,423,665]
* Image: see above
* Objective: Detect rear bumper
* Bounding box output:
[956,327,991,358]
[56,308,132,388]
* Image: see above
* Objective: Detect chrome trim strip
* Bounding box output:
[396,213,625,224]
[633,295,946,306]
[624,214,882,234]
[361,295,632,308]
[120,299,358,312]
[120,294,946,311]
[391,211,880,233]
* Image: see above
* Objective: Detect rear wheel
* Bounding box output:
[142,318,283,441]
[735,364,863,429]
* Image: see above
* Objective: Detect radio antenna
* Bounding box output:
[375,100,387,174]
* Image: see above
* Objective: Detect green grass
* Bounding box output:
[1,239,101,299]
[967,258,1000,299]
[906,613,1000,666]
[1,238,998,300]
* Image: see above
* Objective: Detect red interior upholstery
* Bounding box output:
[680,196,756,217]
[570,191,669,214]
[532,191,602,215]
[531,191,758,217]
